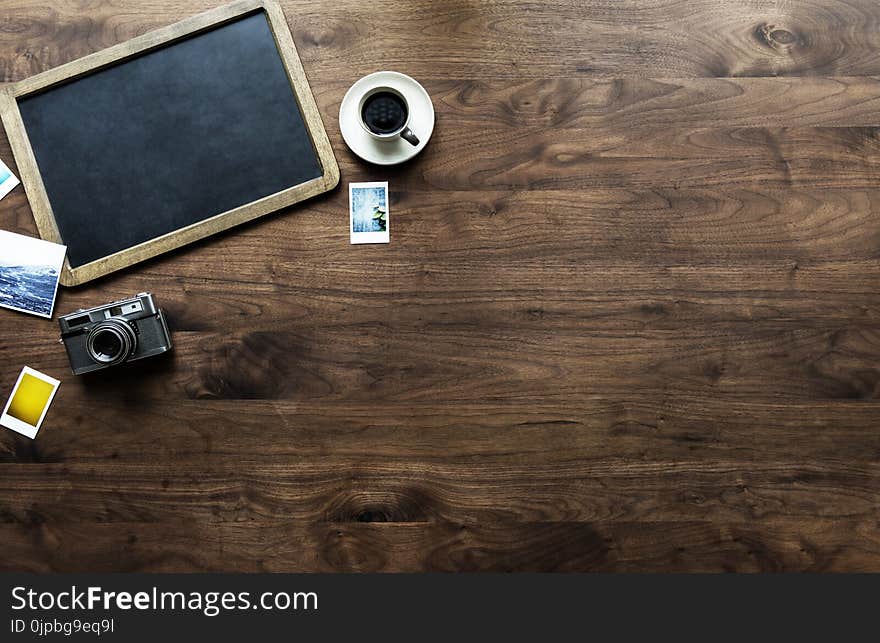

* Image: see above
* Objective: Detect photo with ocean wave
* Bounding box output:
[0,230,66,319]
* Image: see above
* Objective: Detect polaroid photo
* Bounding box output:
[350,181,390,244]
[0,230,66,318]
[0,158,20,201]
[1,366,61,439]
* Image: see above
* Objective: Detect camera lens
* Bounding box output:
[87,320,136,365]
[93,331,122,358]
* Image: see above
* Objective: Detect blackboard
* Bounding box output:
[0,1,338,286]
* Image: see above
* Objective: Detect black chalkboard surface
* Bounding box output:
[2,2,338,285]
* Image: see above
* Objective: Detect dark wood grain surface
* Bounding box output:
[1,0,879,572]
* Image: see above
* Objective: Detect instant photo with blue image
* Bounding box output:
[0,230,66,319]
[0,158,20,201]
[349,181,390,244]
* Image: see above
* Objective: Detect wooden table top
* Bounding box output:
[0,0,878,572]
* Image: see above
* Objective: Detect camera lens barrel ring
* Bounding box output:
[87,320,137,365]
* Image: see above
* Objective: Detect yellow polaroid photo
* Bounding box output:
[1,366,60,439]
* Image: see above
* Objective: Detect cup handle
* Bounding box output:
[401,127,419,146]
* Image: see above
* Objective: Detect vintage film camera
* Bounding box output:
[58,293,172,375]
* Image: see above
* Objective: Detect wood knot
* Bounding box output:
[479,203,498,217]
[754,23,802,50]
[325,488,435,523]
[300,29,335,47]
[769,28,796,45]
[297,22,356,49]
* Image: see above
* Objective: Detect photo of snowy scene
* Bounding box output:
[0,230,66,318]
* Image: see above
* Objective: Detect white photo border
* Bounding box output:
[0,230,66,319]
[0,366,61,439]
[349,181,390,244]
[0,158,20,201]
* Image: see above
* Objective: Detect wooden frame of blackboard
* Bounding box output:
[0,0,339,287]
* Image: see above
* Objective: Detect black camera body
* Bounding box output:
[58,293,172,375]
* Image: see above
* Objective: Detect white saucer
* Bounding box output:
[339,71,435,166]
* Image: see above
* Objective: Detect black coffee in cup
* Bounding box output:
[361,91,408,135]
